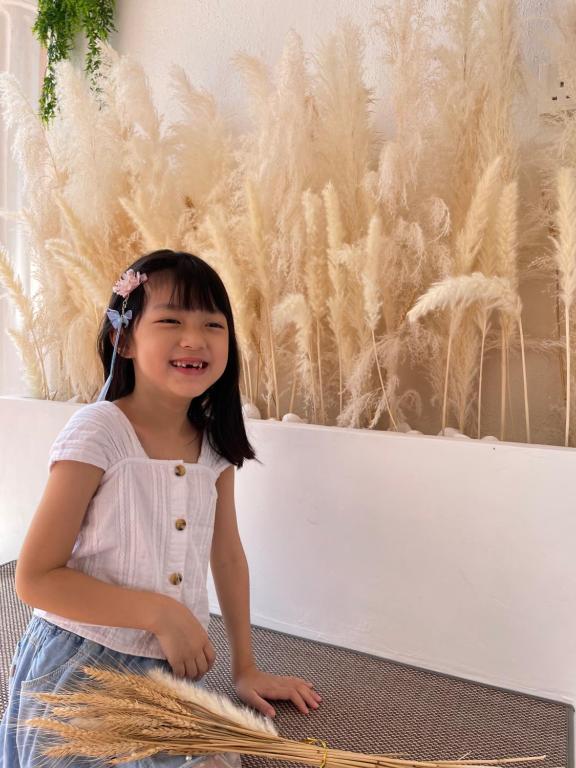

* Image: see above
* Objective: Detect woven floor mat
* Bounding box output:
[1,560,571,768]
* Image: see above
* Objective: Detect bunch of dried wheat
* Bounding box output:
[26,666,545,767]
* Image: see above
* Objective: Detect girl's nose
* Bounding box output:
[180,328,207,349]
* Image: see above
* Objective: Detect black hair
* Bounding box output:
[97,250,255,467]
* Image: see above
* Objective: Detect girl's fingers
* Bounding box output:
[302,681,322,700]
[285,677,322,705]
[195,653,208,679]
[171,660,186,678]
[185,658,198,680]
[289,689,309,714]
[243,689,276,719]
[205,643,216,671]
[301,685,321,709]
[293,677,320,696]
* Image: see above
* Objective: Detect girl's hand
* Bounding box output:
[149,597,216,681]
[233,665,322,718]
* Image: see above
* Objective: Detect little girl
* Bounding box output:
[0,250,321,767]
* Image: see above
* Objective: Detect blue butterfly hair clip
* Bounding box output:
[106,308,133,330]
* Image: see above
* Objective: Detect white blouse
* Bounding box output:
[34,400,231,659]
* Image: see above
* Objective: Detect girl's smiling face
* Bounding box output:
[122,274,229,402]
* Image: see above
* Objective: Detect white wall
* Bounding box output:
[2,397,575,717]
[111,0,551,123]
[110,0,556,172]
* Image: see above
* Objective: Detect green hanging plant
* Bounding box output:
[33,0,116,123]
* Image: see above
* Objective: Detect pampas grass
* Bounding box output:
[407,274,519,327]
[552,167,576,446]
[454,158,503,275]
[314,22,372,240]
[25,666,545,767]
[246,181,281,418]
[303,189,329,424]
[273,293,316,417]
[0,2,573,444]
[362,215,398,430]
[408,273,520,433]
[0,247,48,398]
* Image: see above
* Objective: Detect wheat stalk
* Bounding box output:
[25,666,545,767]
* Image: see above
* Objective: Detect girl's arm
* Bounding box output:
[16,460,166,629]
[210,466,321,717]
[210,466,255,677]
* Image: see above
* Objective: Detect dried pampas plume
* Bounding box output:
[408,273,520,433]
[0,248,48,398]
[407,273,520,324]
[273,293,316,417]
[552,167,576,446]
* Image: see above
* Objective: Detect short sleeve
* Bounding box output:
[49,403,116,471]
[212,454,233,477]
[201,435,233,477]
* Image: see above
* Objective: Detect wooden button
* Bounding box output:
[169,572,183,586]
[174,464,186,476]
[175,518,187,531]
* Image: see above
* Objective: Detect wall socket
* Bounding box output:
[539,61,575,117]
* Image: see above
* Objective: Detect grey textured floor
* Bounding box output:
[1,561,571,768]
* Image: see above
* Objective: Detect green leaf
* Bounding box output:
[33,0,116,122]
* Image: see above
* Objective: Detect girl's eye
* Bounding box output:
[157,317,225,328]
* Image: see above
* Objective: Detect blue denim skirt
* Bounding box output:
[0,616,241,768]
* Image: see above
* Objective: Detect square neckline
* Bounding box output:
[106,400,207,466]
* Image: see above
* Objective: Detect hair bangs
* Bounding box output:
[147,256,228,317]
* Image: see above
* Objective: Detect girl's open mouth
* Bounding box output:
[170,360,208,375]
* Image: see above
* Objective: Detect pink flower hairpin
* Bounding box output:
[107,268,148,327]
[113,269,148,298]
